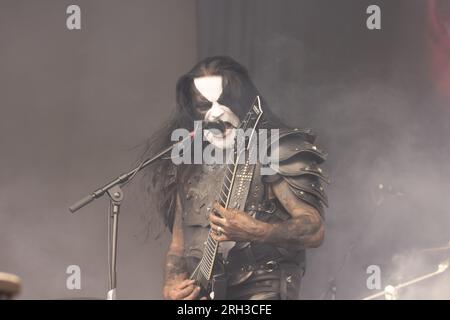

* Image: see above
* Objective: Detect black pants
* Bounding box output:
[226,265,302,300]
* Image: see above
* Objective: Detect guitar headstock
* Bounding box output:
[235,96,264,152]
[238,96,263,132]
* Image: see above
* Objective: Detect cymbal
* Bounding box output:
[0,272,21,299]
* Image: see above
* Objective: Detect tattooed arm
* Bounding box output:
[210,179,324,250]
[162,194,201,300]
[264,179,324,249]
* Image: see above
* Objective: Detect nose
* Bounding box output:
[207,103,224,120]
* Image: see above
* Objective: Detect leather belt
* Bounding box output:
[239,260,280,273]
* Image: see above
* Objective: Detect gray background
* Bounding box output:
[0,0,197,299]
[1,0,450,299]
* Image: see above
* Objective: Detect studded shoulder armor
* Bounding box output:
[262,128,330,217]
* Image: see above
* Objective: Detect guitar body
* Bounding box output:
[190,256,227,299]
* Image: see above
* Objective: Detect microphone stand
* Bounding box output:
[69,134,193,300]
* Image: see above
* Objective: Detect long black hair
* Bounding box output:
[141,56,285,236]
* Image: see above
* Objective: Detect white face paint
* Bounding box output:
[193,75,240,149]
[193,76,223,102]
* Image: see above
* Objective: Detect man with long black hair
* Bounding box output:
[143,56,328,300]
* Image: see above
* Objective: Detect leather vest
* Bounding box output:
[179,163,226,261]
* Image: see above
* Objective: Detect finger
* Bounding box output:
[210,221,226,232]
[213,202,227,216]
[209,213,227,226]
[209,222,220,233]
[212,227,228,238]
[183,286,201,300]
[174,285,195,299]
[214,202,237,219]
[176,279,195,290]
[176,279,195,289]
[211,232,230,242]
[200,297,208,300]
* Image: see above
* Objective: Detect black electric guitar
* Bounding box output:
[189,96,264,299]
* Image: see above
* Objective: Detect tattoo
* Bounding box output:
[164,193,188,283]
[264,214,323,249]
[165,254,187,282]
[263,180,325,249]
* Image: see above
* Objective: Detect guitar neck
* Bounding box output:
[198,158,237,280]
[196,96,264,281]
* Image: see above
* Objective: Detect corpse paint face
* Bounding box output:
[193,76,241,149]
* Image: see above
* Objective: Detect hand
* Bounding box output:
[163,279,203,300]
[209,202,269,242]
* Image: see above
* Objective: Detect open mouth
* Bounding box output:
[204,120,236,136]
